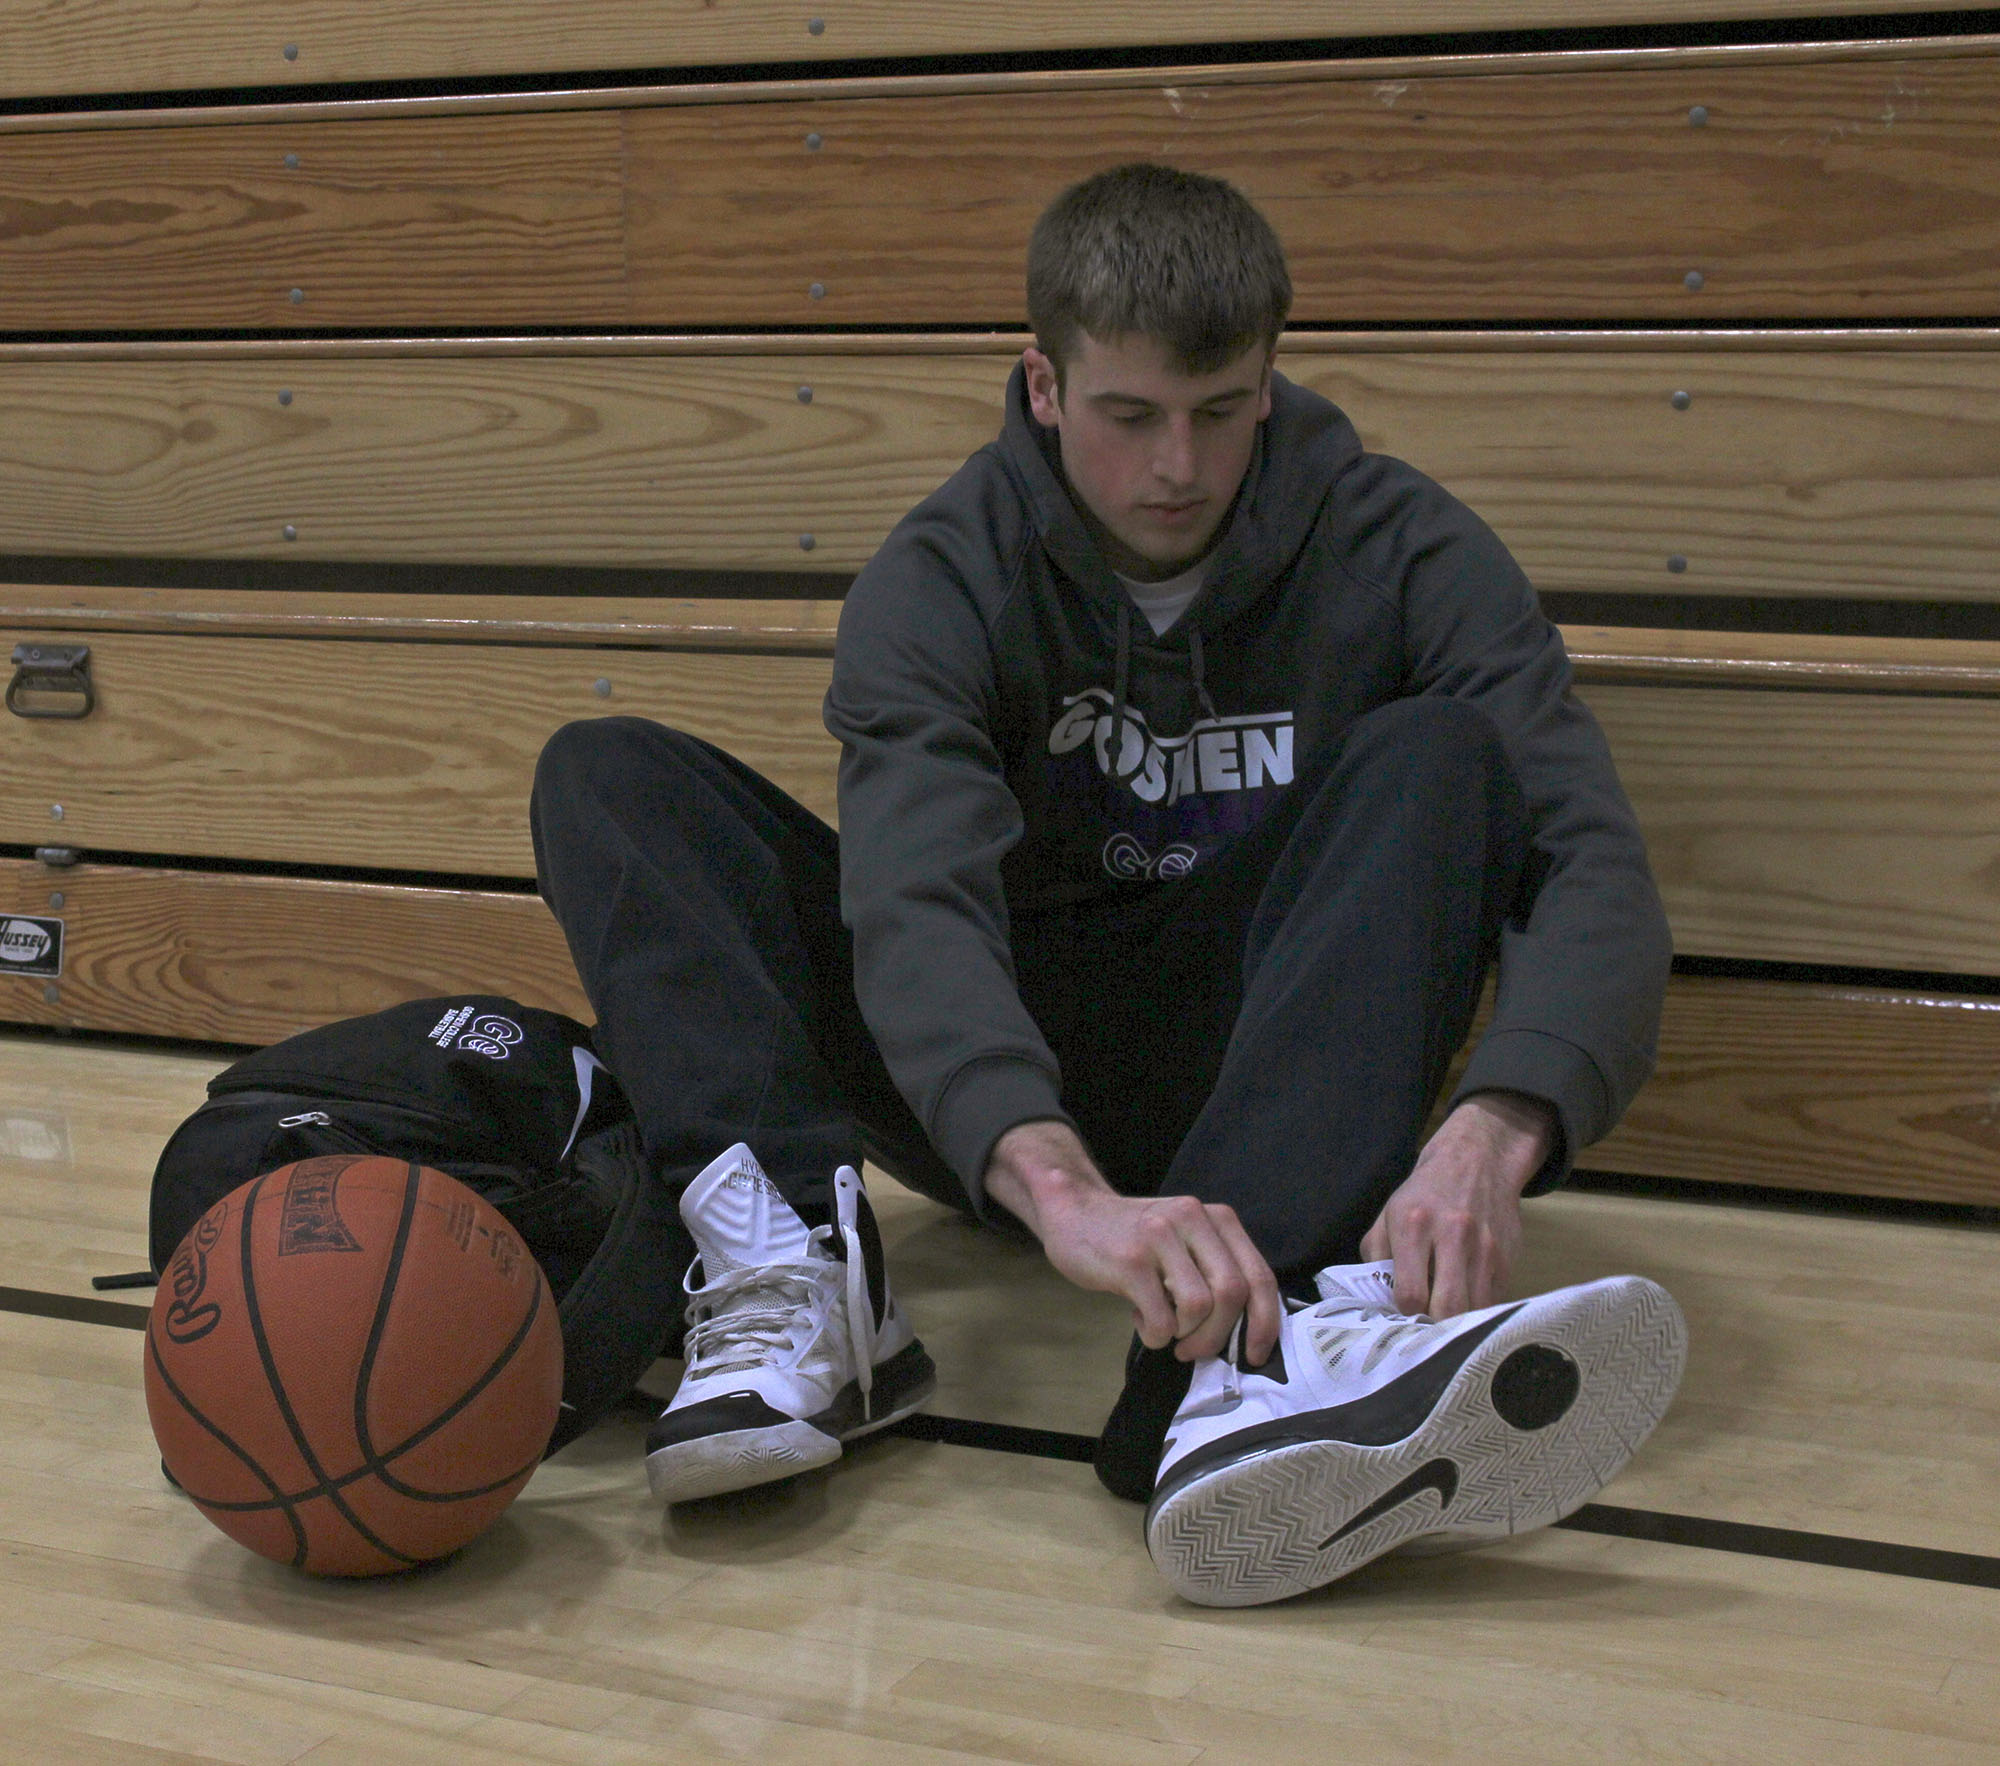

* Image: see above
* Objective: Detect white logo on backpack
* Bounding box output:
[425,1005,525,1060]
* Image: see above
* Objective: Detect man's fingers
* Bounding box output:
[1124,1265,1180,1350]
[1389,1209,1436,1316]
[1206,1207,1283,1366]
[1359,1212,1390,1264]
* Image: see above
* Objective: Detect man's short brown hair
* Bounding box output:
[1026,163,1293,387]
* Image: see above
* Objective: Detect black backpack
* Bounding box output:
[148,995,690,1455]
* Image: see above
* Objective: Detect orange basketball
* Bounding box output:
[144,1156,564,1576]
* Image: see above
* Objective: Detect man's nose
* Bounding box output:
[1153,417,1198,487]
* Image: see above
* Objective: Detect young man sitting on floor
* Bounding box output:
[531,163,1687,1607]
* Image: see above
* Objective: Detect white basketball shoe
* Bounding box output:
[644,1144,935,1504]
[1146,1261,1687,1607]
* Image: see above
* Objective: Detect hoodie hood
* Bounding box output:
[994,358,1367,639]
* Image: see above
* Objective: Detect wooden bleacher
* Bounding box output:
[5,6,2000,1213]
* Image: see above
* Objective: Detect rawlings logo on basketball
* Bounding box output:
[425,1006,523,1060]
[162,1205,227,1344]
[278,1157,364,1255]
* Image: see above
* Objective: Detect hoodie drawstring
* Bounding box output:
[1107,596,1140,784]
[1187,625,1220,723]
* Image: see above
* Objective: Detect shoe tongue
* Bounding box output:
[1313,1259,1400,1314]
[681,1144,815,1277]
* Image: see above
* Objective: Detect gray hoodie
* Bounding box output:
[826,363,1670,1211]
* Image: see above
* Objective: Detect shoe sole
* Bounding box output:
[1144,1277,1687,1608]
[646,1339,938,1505]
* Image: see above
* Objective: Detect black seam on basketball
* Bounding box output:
[238,1161,423,1568]
[349,1160,424,1481]
[146,1319,308,1561]
[350,1169,552,1502]
[162,1252,551,1515]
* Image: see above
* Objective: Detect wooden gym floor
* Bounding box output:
[1,1029,1996,1763]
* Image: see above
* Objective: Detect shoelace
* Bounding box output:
[681,1220,878,1414]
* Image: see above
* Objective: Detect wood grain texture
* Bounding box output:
[16,589,2000,693]
[1589,976,2000,1206]
[1563,624,2000,695]
[0,2,1960,100]
[4,870,1998,1207]
[11,609,2000,972]
[0,631,838,872]
[0,860,586,1043]
[6,49,1999,327]
[6,1029,2000,1763]
[0,111,625,329]
[4,341,2000,597]
[0,585,851,652]
[622,52,2000,327]
[1582,680,2000,975]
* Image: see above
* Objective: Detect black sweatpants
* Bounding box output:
[530,696,1531,1289]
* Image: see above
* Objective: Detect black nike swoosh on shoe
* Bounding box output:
[1319,1458,1460,1549]
[646,1391,801,1452]
[1147,1305,1523,1517]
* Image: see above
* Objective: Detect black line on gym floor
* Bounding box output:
[9,1283,1995,1589]
[884,1415,2000,1592]
[0,1284,149,1331]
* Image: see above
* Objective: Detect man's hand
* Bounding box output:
[1360,1091,1557,1319]
[984,1120,1282,1364]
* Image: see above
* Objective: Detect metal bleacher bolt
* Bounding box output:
[289,287,306,305]
[1667,554,1689,573]
[283,525,298,541]
[278,390,293,406]
[49,805,63,820]
[43,985,59,1006]
[284,153,300,169]
[808,282,827,300]
[48,892,64,910]
[593,678,612,699]
[1671,389,1692,410]
[805,132,823,151]
[1683,270,1705,292]
[798,385,814,403]
[1688,105,1709,127]
[799,534,817,551]
[283,43,298,61]
[808,17,826,35]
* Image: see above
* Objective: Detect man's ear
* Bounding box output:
[1023,347,1064,429]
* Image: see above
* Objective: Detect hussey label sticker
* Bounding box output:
[0,917,62,979]
[278,1156,365,1256]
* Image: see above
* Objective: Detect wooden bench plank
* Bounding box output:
[1584,975,2000,1206]
[7,47,2000,328]
[0,586,849,653]
[0,631,839,873]
[2,338,1998,598]
[0,860,584,1042]
[0,111,627,331]
[5,859,1994,1206]
[15,588,2000,688]
[1580,681,2000,977]
[620,50,2000,328]
[0,3,1962,102]
[7,600,2000,976]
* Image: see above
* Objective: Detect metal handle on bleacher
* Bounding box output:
[6,643,95,719]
